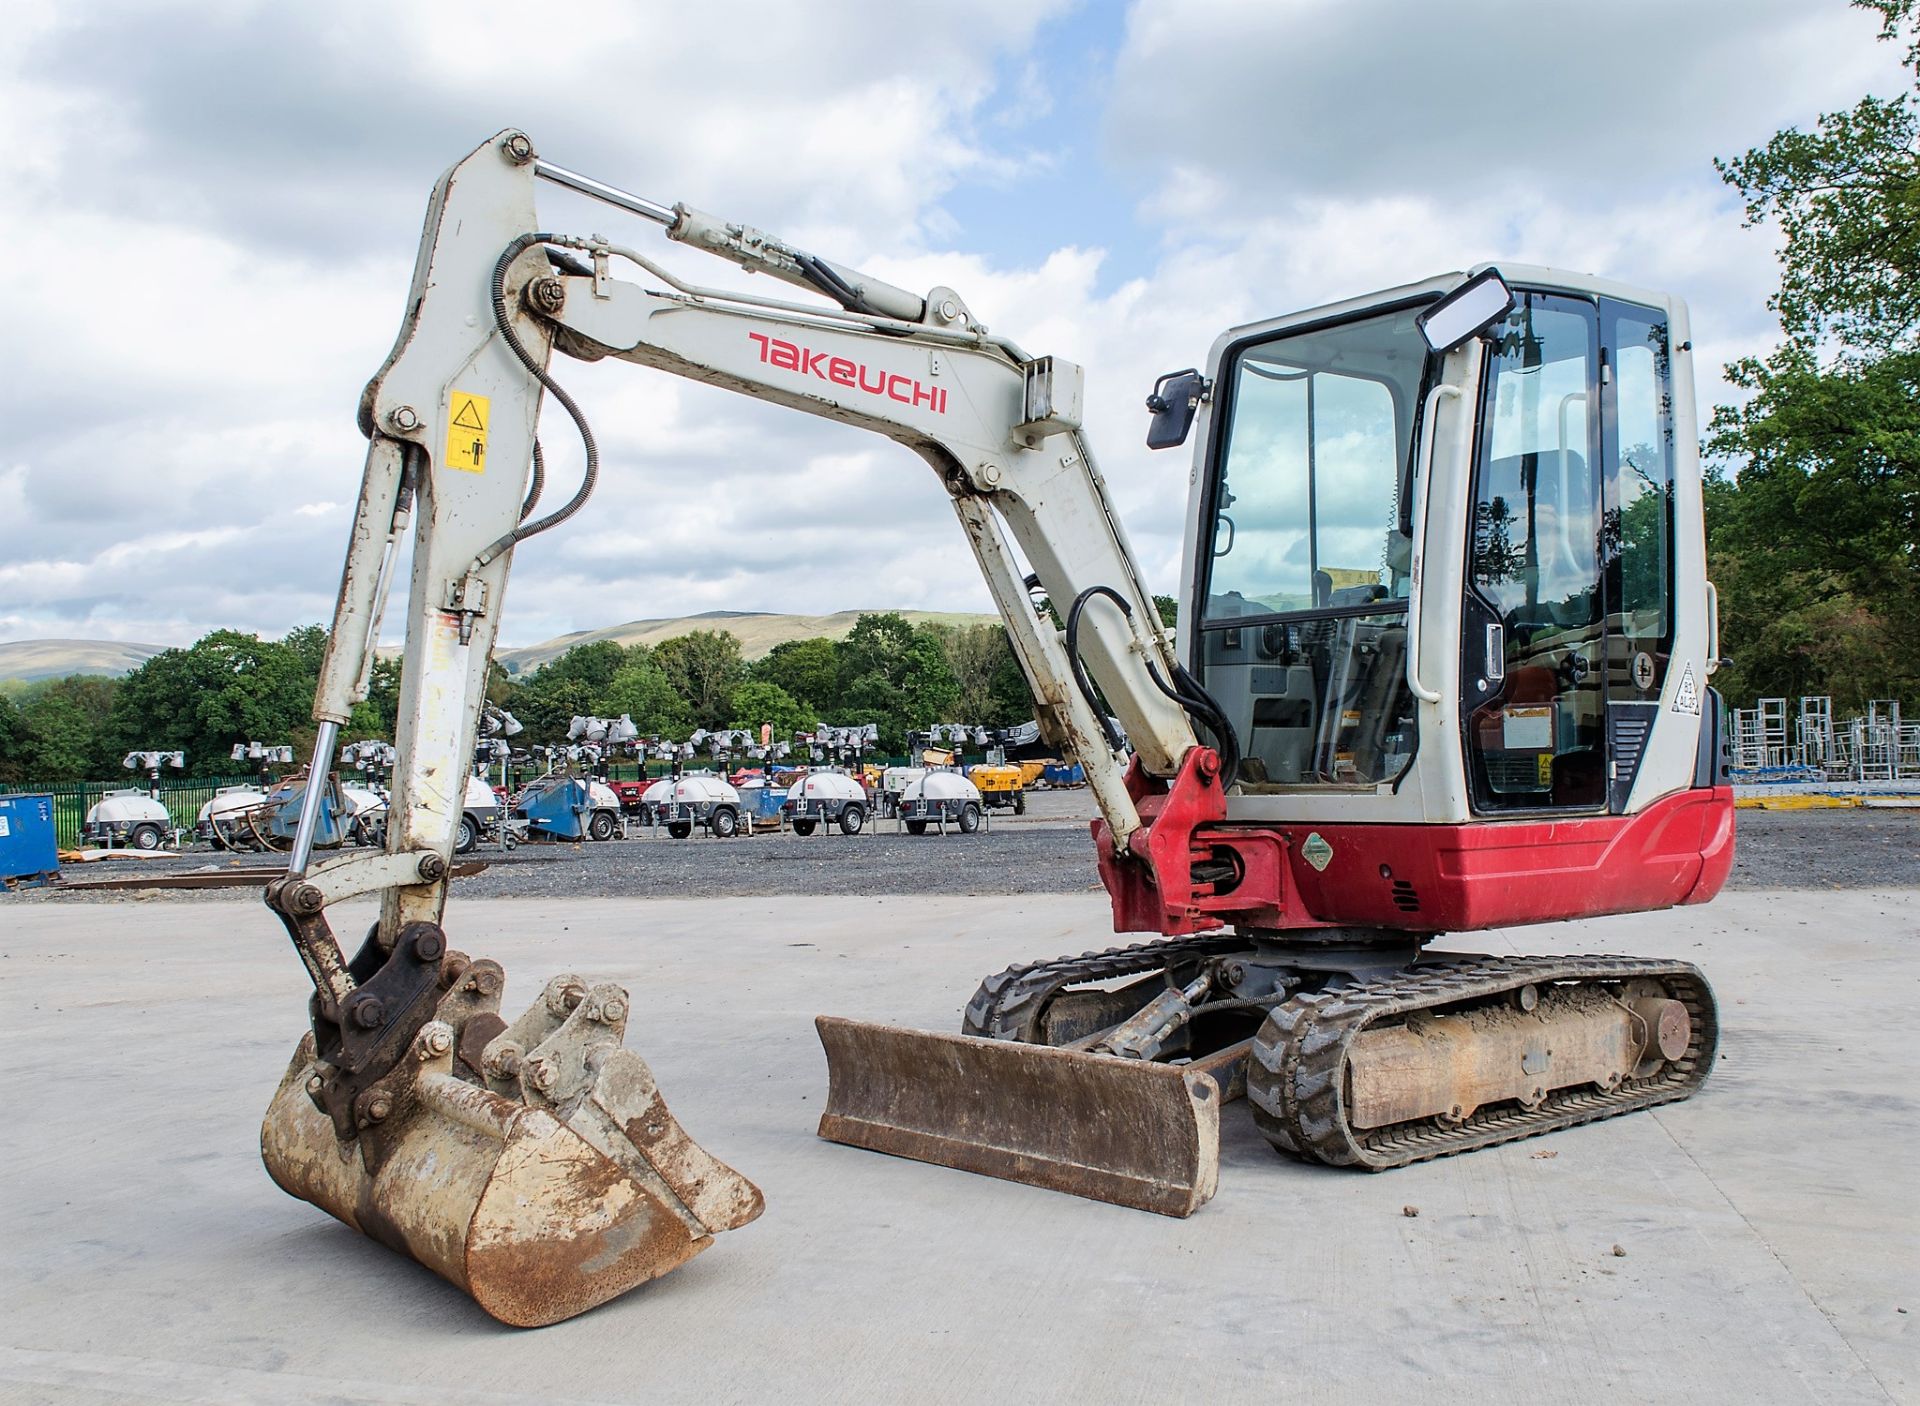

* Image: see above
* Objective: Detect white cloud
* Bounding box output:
[1,0,1904,654]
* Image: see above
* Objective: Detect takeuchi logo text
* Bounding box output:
[748,333,948,414]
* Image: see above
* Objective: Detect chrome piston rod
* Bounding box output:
[533,160,676,226]
[286,719,339,876]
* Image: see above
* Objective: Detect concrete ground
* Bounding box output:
[2,890,1914,1404]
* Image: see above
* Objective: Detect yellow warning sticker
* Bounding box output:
[1536,751,1555,787]
[445,391,489,473]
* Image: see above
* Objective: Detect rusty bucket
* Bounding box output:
[262,970,761,1327]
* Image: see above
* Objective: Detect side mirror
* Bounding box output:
[1145,368,1208,450]
[1416,267,1515,354]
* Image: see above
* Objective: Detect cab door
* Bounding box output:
[1458,291,1680,815]
[1459,291,1606,813]
[1597,299,1679,811]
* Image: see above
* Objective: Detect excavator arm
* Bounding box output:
[279,129,1233,977]
[258,129,1236,1323]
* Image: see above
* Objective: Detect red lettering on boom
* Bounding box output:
[748,333,946,416]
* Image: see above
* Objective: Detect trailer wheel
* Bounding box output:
[456,814,483,853]
[130,822,163,851]
[667,821,693,839]
[711,807,739,839]
[1013,789,1026,815]
[792,819,818,837]
[588,810,617,842]
[905,819,927,835]
[839,805,865,836]
[957,803,981,834]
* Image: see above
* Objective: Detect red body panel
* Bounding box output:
[1095,785,1736,937]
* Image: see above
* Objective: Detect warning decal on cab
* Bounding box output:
[446,391,489,473]
[1674,663,1701,715]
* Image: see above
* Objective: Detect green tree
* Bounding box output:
[507,673,597,741]
[835,613,959,749]
[16,677,120,780]
[107,631,316,773]
[988,644,1038,725]
[533,640,630,692]
[345,656,401,740]
[653,631,744,729]
[1153,594,1179,629]
[599,653,691,735]
[726,680,811,739]
[754,637,840,712]
[283,624,329,677]
[0,693,26,782]
[1707,0,1920,705]
[504,640,646,740]
[926,622,1034,726]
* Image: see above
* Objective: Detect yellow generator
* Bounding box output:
[967,762,1027,814]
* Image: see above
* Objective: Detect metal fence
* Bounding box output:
[0,775,266,848]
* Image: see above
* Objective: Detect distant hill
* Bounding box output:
[496,609,999,674]
[0,611,1002,685]
[0,638,165,684]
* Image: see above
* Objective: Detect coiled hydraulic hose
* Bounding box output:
[520,440,545,523]
[469,234,600,571]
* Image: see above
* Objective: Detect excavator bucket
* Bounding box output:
[815,1016,1244,1217]
[262,965,762,1327]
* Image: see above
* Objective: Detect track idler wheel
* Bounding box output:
[261,963,762,1327]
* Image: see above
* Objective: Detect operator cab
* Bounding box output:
[1180,267,1702,825]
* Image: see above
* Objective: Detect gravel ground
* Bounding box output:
[12,790,1915,903]
[1726,806,1920,890]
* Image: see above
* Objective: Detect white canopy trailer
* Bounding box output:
[783,770,868,836]
[639,773,742,839]
[81,789,173,850]
[893,770,986,836]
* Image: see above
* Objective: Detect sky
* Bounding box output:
[1,0,1911,651]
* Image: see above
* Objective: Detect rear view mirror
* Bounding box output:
[1416,268,1515,354]
[1145,368,1208,449]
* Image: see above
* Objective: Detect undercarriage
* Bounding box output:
[819,932,1716,1213]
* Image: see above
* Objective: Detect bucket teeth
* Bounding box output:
[261,960,761,1327]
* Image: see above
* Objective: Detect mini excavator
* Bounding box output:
[259,132,1733,1325]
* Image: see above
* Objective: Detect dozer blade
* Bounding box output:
[816,1015,1239,1217]
[263,967,762,1327]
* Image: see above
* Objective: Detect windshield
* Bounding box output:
[1202,305,1433,621]
[1193,303,1434,792]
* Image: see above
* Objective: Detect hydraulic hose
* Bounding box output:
[1063,586,1133,755]
[1062,584,1240,788]
[470,234,600,571]
[520,440,545,522]
[1145,657,1240,790]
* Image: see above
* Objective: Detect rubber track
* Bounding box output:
[961,934,1247,1042]
[1245,954,1717,1169]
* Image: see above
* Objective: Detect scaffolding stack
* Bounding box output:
[1728,696,1918,782]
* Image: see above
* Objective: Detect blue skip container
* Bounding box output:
[0,793,60,887]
